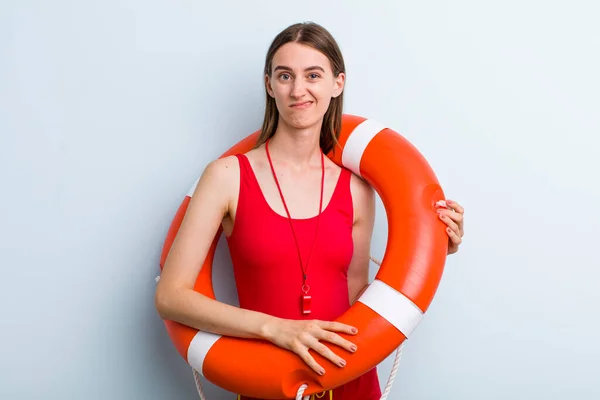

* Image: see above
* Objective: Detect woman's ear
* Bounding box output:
[265,74,275,98]
[332,72,346,98]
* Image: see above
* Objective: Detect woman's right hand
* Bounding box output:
[262,318,358,375]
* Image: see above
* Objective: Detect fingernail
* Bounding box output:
[447,228,452,234]
[351,345,357,352]
[351,328,358,334]
[339,359,346,367]
[319,368,325,375]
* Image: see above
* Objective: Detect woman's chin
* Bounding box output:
[282,113,323,131]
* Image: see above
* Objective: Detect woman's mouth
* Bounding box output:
[290,101,313,109]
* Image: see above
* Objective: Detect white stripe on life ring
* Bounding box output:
[342,119,387,177]
[186,178,200,198]
[358,279,424,338]
[187,331,222,376]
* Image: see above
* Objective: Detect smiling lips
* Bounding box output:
[290,101,313,109]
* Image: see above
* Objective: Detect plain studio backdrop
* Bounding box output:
[1,1,598,399]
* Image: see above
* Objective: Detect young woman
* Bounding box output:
[155,22,465,400]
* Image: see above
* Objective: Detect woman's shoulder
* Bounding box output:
[199,155,241,194]
[240,148,264,166]
[323,158,371,196]
[203,155,240,177]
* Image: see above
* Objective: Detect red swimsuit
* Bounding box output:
[226,154,381,400]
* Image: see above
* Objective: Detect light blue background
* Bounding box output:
[1,1,599,399]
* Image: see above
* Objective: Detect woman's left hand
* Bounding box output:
[436,199,465,255]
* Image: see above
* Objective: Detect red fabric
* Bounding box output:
[226,154,381,400]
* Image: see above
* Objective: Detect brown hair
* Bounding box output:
[255,22,346,155]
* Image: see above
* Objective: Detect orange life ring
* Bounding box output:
[158,114,448,399]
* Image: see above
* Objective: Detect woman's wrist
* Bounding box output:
[257,314,281,342]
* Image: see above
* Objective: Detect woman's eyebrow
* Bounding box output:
[274,65,326,73]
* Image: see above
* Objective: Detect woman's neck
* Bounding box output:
[267,121,323,171]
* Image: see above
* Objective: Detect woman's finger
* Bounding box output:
[313,328,357,354]
[446,227,463,245]
[446,199,464,215]
[440,209,464,236]
[438,211,459,234]
[317,320,357,335]
[293,342,325,375]
[438,208,463,223]
[306,336,347,368]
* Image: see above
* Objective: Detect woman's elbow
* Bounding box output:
[154,281,174,320]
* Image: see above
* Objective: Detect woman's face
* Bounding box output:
[266,42,345,131]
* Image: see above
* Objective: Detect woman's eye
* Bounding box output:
[309,73,320,79]
[279,73,291,81]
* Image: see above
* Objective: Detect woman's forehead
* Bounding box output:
[272,43,330,71]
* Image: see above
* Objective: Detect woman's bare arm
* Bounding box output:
[347,173,376,305]
[155,156,275,339]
